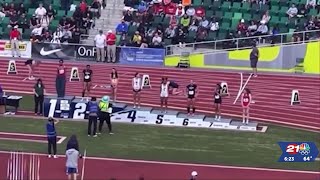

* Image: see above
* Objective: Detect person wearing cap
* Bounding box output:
[190,171,198,180]
[106,30,116,63]
[46,117,59,158]
[88,97,99,137]
[10,25,21,57]
[98,96,113,134]
[94,30,106,62]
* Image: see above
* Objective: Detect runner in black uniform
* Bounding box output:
[24,59,40,80]
[186,80,198,116]
[82,65,93,98]
[214,84,222,120]
[168,80,182,95]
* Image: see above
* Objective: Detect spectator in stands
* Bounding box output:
[306,0,316,9]
[261,11,271,24]
[59,15,67,29]
[29,14,39,29]
[9,11,19,28]
[53,27,64,43]
[42,31,52,42]
[165,3,177,17]
[116,19,129,35]
[35,3,47,19]
[79,0,88,14]
[94,30,106,62]
[237,19,247,35]
[317,0,320,10]
[106,30,117,62]
[47,5,56,21]
[18,13,28,32]
[152,32,162,48]
[165,25,176,39]
[67,17,77,32]
[175,25,186,46]
[30,24,44,42]
[82,12,94,31]
[17,3,26,15]
[40,14,50,28]
[256,22,268,36]
[200,17,209,30]
[0,7,5,19]
[224,32,237,49]
[297,4,307,18]
[2,3,10,16]
[137,23,146,34]
[175,4,185,18]
[189,17,199,31]
[209,17,219,32]
[270,25,280,44]
[131,31,142,47]
[71,28,82,43]
[247,20,257,35]
[123,10,133,25]
[10,26,21,57]
[140,38,148,48]
[292,27,302,42]
[305,16,317,31]
[180,14,191,31]
[287,4,298,18]
[196,27,208,42]
[8,3,15,16]
[90,0,101,18]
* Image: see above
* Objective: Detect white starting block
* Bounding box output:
[7,60,17,74]
[70,67,80,82]
[291,90,300,105]
[220,82,229,96]
[142,74,151,89]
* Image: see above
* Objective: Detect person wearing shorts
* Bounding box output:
[132,72,142,109]
[214,84,222,120]
[82,65,93,98]
[66,135,81,180]
[169,80,182,95]
[186,80,198,116]
[250,43,259,77]
[110,68,118,102]
[241,88,252,124]
[24,59,40,80]
[160,77,170,113]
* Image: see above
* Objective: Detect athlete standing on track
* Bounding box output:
[56,59,66,97]
[186,80,198,116]
[98,96,114,134]
[160,77,170,113]
[110,68,118,102]
[82,65,93,98]
[24,59,40,80]
[65,135,81,180]
[214,84,222,120]
[46,117,59,158]
[132,72,142,109]
[241,88,252,124]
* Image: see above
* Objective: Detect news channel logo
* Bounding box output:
[278,142,319,162]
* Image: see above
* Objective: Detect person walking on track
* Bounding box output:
[82,65,93,99]
[94,30,106,62]
[241,88,252,124]
[214,84,222,120]
[110,68,118,102]
[56,59,66,97]
[33,78,46,115]
[10,25,21,57]
[186,80,198,116]
[98,96,113,134]
[88,97,99,137]
[106,30,116,63]
[160,77,170,113]
[46,117,59,158]
[65,135,81,180]
[132,72,142,109]
[24,59,41,80]
[250,43,259,77]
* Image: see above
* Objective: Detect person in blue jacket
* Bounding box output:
[46,117,59,158]
[88,97,99,137]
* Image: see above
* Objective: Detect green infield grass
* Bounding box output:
[0,116,319,171]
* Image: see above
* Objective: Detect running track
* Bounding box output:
[0,151,319,180]
[0,60,319,131]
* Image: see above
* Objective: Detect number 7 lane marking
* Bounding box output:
[0,132,66,144]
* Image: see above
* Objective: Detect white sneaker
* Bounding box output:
[88,135,90,137]
[48,155,52,158]
[133,105,136,109]
[93,134,97,137]
[109,132,114,135]
[97,132,101,135]
[53,155,58,158]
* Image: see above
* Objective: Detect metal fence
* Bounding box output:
[165,29,320,56]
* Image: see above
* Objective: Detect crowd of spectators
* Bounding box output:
[118,0,320,49]
[0,0,105,44]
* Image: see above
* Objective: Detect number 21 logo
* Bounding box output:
[286,144,299,155]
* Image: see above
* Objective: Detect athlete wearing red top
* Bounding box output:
[241,88,252,124]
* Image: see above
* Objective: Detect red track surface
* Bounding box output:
[1,60,320,179]
[0,151,319,180]
[0,60,319,131]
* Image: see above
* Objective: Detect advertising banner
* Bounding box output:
[119,47,164,66]
[0,40,32,58]
[75,45,120,62]
[32,42,75,60]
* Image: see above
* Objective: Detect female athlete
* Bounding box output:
[241,88,252,124]
[214,84,222,120]
[168,80,182,95]
[24,59,40,80]
[186,80,198,116]
[82,65,93,98]
[160,77,170,113]
[65,135,82,180]
[110,68,118,102]
[132,72,142,109]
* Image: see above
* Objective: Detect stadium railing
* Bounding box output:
[165,29,320,56]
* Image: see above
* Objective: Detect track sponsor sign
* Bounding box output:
[32,42,74,60]
[119,47,164,66]
[0,40,31,58]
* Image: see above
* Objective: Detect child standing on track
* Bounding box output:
[110,68,118,102]
[132,72,142,109]
[241,88,252,124]
[160,77,170,113]
[46,117,59,158]
[66,135,81,180]
[82,65,93,99]
[186,80,198,116]
[214,84,222,120]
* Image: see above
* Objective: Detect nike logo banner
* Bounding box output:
[32,42,74,60]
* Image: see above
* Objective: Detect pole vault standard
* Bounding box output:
[233,73,253,104]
